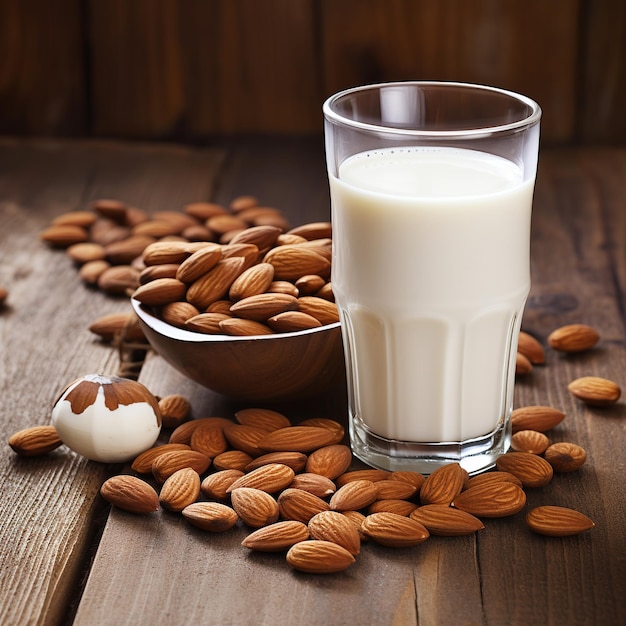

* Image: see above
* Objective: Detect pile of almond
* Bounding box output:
[40,197,339,336]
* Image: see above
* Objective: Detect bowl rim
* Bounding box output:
[131,298,342,343]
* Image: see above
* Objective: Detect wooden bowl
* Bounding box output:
[131,299,345,401]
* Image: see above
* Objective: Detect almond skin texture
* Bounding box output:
[235,407,291,432]
[242,520,310,552]
[100,475,159,514]
[567,376,621,406]
[308,511,361,555]
[230,487,279,528]
[495,452,554,487]
[8,425,63,456]
[182,502,239,532]
[230,293,298,322]
[510,430,551,454]
[226,463,295,494]
[223,424,267,457]
[298,418,345,444]
[244,451,308,473]
[526,506,595,536]
[286,540,355,574]
[201,469,244,500]
[410,504,485,536]
[289,473,337,498]
[368,500,419,517]
[212,450,254,472]
[305,444,352,479]
[548,324,600,352]
[543,442,587,472]
[511,406,565,433]
[157,394,191,429]
[420,463,467,505]
[189,422,229,457]
[330,480,379,512]
[375,480,418,501]
[132,277,187,306]
[159,468,201,513]
[464,471,523,490]
[278,488,330,523]
[258,426,337,453]
[152,450,211,483]
[335,469,391,487]
[388,471,426,492]
[361,512,430,548]
[518,331,545,364]
[452,482,527,518]
[131,443,191,474]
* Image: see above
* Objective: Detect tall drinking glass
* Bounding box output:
[323,82,541,474]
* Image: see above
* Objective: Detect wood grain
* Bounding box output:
[0,140,624,625]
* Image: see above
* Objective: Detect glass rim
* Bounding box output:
[323,80,542,138]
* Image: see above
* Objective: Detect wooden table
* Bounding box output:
[0,137,624,626]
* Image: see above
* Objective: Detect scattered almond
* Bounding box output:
[495,452,553,488]
[182,502,239,532]
[548,324,600,353]
[420,463,467,505]
[329,480,379,512]
[100,475,159,514]
[526,505,595,536]
[410,504,485,536]
[159,467,201,512]
[286,540,355,574]
[230,487,279,528]
[242,520,310,551]
[518,331,545,364]
[511,406,565,433]
[361,512,430,548]
[452,482,527,518]
[510,430,550,454]
[226,463,295,494]
[8,425,63,456]
[278,488,330,523]
[308,510,361,555]
[305,444,352,479]
[543,442,587,472]
[567,376,621,406]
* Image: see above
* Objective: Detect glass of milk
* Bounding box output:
[323,82,541,475]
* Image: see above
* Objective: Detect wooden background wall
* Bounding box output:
[0,0,624,145]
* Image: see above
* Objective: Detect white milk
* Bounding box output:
[329,147,534,443]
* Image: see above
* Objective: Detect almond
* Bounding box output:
[526,505,595,536]
[464,471,523,490]
[169,417,232,445]
[294,275,326,296]
[368,500,419,517]
[40,224,89,247]
[175,245,222,283]
[518,331,545,364]
[186,257,245,309]
[242,520,310,552]
[361,512,430,548]
[132,277,187,307]
[267,280,300,296]
[229,293,298,322]
[189,422,229,457]
[335,469,391,487]
[139,263,180,284]
[159,467,201,512]
[288,222,332,240]
[226,463,295,494]
[567,376,621,406]
[212,449,254,472]
[298,418,345,444]
[207,214,248,235]
[92,198,127,222]
[185,312,232,334]
[286,540,355,574]
[548,324,600,352]
[52,210,98,228]
[267,311,323,332]
[278,488,330,523]
[157,394,191,429]
[289,473,337,498]
[97,265,141,295]
[329,480,379,512]
[152,449,211,483]
[452,482,526,517]
[388,471,426,492]
[223,424,267,457]
[182,502,239,532]
[133,219,181,239]
[230,487,279,528]
[88,312,145,342]
[200,469,244,500]
[100,475,159,514]
[66,242,106,264]
[495,452,553,487]
[131,443,191,474]
[235,407,291,432]
[161,299,203,328]
[219,318,274,336]
[419,463,467,505]
[510,430,550,454]
[263,245,331,281]
[8,425,63,456]
[511,406,565,433]
[515,352,533,375]
[244,451,308,473]
[410,504,484,536]
[184,201,229,220]
[258,426,337,453]
[305,444,352,479]
[342,510,368,541]
[221,243,260,269]
[543,442,587,472]
[308,510,361,555]
[228,263,275,301]
[295,296,340,325]
[79,259,111,284]
[229,226,282,250]
[375,480,418,501]
[142,241,191,265]
[105,234,155,264]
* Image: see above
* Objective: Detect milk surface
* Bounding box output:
[330,147,534,442]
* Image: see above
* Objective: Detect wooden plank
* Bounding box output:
[580,0,626,143]
[0,139,225,625]
[72,143,625,625]
[88,0,320,138]
[320,0,580,144]
[0,0,86,135]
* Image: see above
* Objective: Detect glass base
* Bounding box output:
[349,414,511,476]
